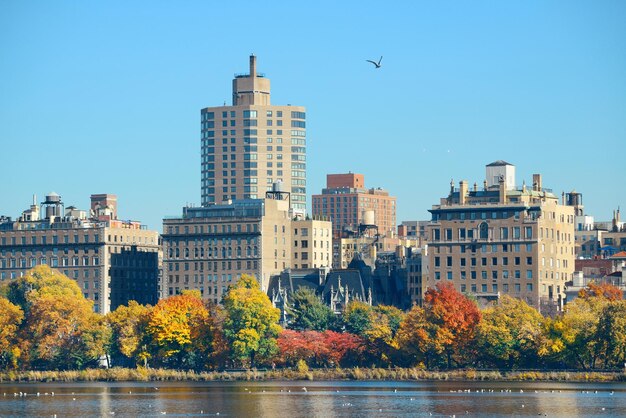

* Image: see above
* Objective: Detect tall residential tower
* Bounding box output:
[200,55,307,215]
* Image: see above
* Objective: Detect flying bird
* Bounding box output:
[366,56,383,68]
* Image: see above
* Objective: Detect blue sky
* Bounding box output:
[1,1,624,231]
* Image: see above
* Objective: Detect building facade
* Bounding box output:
[291,217,332,269]
[425,161,575,313]
[0,193,160,313]
[162,197,291,303]
[200,55,307,215]
[312,173,397,239]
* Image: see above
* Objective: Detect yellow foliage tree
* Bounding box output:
[0,297,24,369]
[146,290,213,369]
[107,301,153,367]
[1,266,110,370]
[476,295,544,368]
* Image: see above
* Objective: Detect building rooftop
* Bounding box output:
[486,160,513,167]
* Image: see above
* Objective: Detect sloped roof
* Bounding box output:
[610,251,626,259]
[486,160,513,167]
[323,269,367,300]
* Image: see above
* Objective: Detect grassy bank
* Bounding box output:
[1,367,625,383]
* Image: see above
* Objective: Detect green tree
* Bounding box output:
[289,287,336,331]
[476,295,544,368]
[107,301,153,367]
[0,297,24,369]
[595,300,626,368]
[222,274,281,367]
[343,302,401,366]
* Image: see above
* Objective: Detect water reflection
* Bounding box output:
[0,380,625,417]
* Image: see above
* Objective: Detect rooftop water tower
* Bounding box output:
[41,192,64,220]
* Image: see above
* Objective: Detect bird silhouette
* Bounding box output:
[366,56,383,68]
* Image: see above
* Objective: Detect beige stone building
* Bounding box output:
[200,55,307,215]
[162,196,292,303]
[291,217,332,269]
[425,161,575,313]
[312,173,397,239]
[0,193,160,313]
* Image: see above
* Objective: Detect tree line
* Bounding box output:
[1,265,625,372]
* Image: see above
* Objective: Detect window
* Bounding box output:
[479,222,488,239]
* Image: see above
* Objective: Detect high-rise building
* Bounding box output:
[424,161,575,313]
[312,173,397,239]
[200,55,307,215]
[0,193,160,313]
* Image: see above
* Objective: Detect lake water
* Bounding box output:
[1,380,625,417]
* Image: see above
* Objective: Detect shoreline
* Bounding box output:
[1,368,625,384]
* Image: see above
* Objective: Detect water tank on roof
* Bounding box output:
[273,181,284,193]
[44,192,61,204]
[363,210,375,226]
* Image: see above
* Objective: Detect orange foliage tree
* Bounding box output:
[578,282,623,301]
[396,282,481,368]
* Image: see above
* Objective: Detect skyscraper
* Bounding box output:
[200,55,307,215]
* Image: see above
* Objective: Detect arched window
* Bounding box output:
[479,222,489,240]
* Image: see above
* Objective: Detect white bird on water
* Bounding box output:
[302,387,308,392]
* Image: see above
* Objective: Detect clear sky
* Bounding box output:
[1,1,625,231]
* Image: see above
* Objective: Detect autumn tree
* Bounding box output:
[107,301,153,367]
[0,297,24,369]
[277,330,327,366]
[343,302,400,365]
[2,266,111,370]
[395,304,437,368]
[222,274,281,367]
[578,282,623,301]
[396,283,481,369]
[476,295,544,368]
[322,330,364,367]
[289,287,337,331]
[146,290,213,369]
[595,300,626,368]
[540,296,606,369]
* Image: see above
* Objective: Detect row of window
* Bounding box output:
[458,283,533,293]
[167,259,259,272]
[0,256,100,268]
[167,246,259,259]
[435,270,534,280]
[1,234,99,246]
[434,256,533,267]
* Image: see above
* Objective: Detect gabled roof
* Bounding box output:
[610,251,626,259]
[486,160,513,167]
[323,269,367,300]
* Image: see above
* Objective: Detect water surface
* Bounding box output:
[1,380,625,417]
